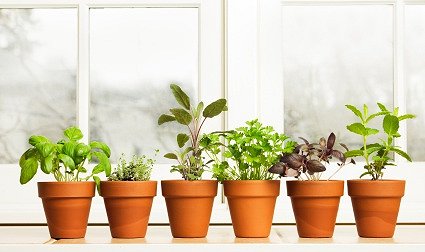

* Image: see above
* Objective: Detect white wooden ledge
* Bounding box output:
[1,225,424,251]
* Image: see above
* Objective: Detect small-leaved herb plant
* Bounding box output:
[19,126,111,186]
[268,133,354,180]
[158,84,227,180]
[108,152,157,181]
[203,119,296,181]
[344,103,415,180]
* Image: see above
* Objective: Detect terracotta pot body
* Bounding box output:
[347,180,405,238]
[286,180,344,238]
[100,181,157,238]
[224,180,280,238]
[161,180,217,238]
[38,182,95,239]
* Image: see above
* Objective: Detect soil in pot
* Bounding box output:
[100,181,157,238]
[38,181,95,239]
[224,180,280,238]
[347,179,405,238]
[161,180,218,238]
[286,180,344,238]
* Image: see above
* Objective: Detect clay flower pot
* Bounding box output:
[161,180,218,238]
[286,180,344,238]
[100,181,157,238]
[224,180,280,238]
[38,181,95,239]
[347,179,405,238]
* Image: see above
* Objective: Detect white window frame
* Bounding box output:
[227,0,425,223]
[0,0,225,224]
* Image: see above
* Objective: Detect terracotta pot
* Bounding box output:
[161,180,217,238]
[286,180,344,238]
[100,181,157,238]
[38,181,95,239]
[223,180,280,238]
[347,179,405,238]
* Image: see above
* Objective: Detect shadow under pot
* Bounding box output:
[38,181,95,239]
[347,179,405,238]
[100,181,157,238]
[286,180,344,238]
[161,180,218,238]
[223,180,280,238]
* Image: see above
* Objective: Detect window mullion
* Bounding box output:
[77,3,90,143]
[394,0,407,163]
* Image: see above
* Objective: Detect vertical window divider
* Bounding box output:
[394,0,407,163]
[77,3,90,144]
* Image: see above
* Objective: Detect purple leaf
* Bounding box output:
[306,160,326,173]
[327,132,336,149]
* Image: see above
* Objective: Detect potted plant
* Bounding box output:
[203,119,295,238]
[268,133,354,238]
[158,84,227,238]
[19,126,111,239]
[344,103,415,238]
[100,153,157,238]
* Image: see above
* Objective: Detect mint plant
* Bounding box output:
[203,119,296,181]
[19,126,111,186]
[268,133,354,180]
[158,84,227,180]
[344,103,415,180]
[108,152,157,181]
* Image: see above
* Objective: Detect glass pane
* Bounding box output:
[0,9,77,164]
[90,8,198,162]
[282,6,393,147]
[405,5,425,161]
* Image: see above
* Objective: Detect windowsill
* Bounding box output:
[1,225,425,251]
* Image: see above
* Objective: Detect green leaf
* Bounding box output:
[363,104,368,118]
[170,108,192,125]
[36,142,55,158]
[41,154,54,174]
[75,143,91,157]
[19,149,39,184]
[194,102,204,119]
[93,176,101,194]
[170,84,191,110]
[366,111,389,123]
[345,105,363,120]
[90,141,111,158]
[164,153,178,160]
[92,164,104,174]
[29,135,50,147]
[346,123,367,136]
[398,114,416,121]
[62,142,76,158]
[58,154,75,171]
[377,103,389,112]
[360,171,373,179]
[177,133,190,148]
[158,114,176,125]
[203,99,227,118]
[344,150,364,157]
[390,147,412,162]
[383,114,399,136]
[64,126,83,141]
[366,128,379,136]
[92,151,111,176]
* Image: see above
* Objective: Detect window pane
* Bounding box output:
[405,5,425,161]
[90,8,198,162]
[0,9,77,163]
[282,6,393,147]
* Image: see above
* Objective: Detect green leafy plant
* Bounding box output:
[158,84,227,180]
[108,152,157,181]
[268,133,355,180]
[344,103,415,180]
[19,126,111,186]
[203,119,296,181]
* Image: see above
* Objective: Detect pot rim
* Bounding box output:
[347,179,405,183]
[100,180,157,198]
[161,179,218,198]
[37,181,95,185]
[38,181,95,198]
[347,179,405,197]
